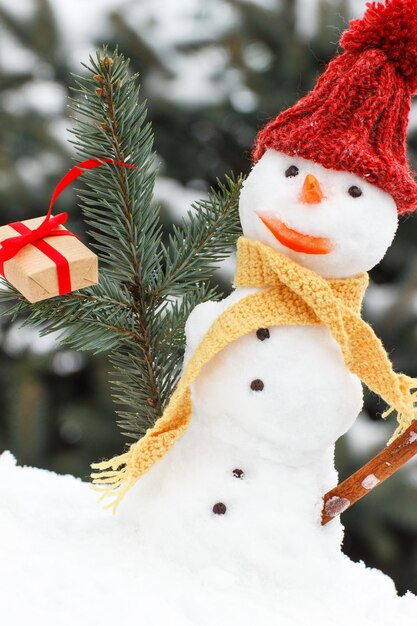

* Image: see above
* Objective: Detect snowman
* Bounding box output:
[93,1,417,622]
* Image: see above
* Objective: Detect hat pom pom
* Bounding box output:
[341,0,417,92]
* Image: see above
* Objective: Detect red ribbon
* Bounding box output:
[0,158,136,296]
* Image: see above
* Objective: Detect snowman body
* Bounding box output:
[185,287,363,469]
[126,291,362,583]
[124,150,400,582]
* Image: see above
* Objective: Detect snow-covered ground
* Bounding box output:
[1,449,416,626]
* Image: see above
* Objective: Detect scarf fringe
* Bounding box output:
[91,451,135,514]
[383,376,417,443]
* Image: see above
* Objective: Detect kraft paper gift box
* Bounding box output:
[0,215,98,303]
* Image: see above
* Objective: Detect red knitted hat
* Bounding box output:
[253,0,417,213]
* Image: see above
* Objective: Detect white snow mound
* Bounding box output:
[0,451,416,626]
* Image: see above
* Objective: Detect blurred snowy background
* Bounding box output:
[1,0,417,595]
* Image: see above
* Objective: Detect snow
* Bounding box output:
[0,0,33,19]
[47,0,126,69]
[1,0,400,119]
[364,282,398,318]
[48,118,73,151]
[2,324,59,357]
[348,0,368,18]
[2,445,416,626]
[409,431,417,444]
[123,0,236,49]
[146,45,232,108]
[120,0,240,108]
[0,0,126,74]
[1,81,67,116]
[154,177,201,221]
[344,411,392,458]
[0,29,36,73]
[187,319,363,465]
[324,496,351,517]
[295,0,321,39]
[15,155,61,193]
[361,473,381,490]
[51,351,86,376]
[408,102,417,132]
[229,87,259,114]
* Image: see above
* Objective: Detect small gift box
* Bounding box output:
[0,215,98,303]
[0,158,136,303]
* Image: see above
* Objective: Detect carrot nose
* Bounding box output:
[301,174,324,204]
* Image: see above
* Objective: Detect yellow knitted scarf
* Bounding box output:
[92,237,417,512]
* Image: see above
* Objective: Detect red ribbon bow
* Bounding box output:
[0,158,136,296]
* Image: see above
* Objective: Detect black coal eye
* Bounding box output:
[348,185,362,198]
[285,165,299,178]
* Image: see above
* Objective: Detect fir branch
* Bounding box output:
[157,175,243,298]
[0,48,245,441]
[0,279,136,354]
[70,52,162,289]
[70,49,164,422]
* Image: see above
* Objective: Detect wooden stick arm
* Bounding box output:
[321,423,417,526]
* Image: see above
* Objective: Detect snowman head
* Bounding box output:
[239,149,398,279]
[240,0,417,280]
